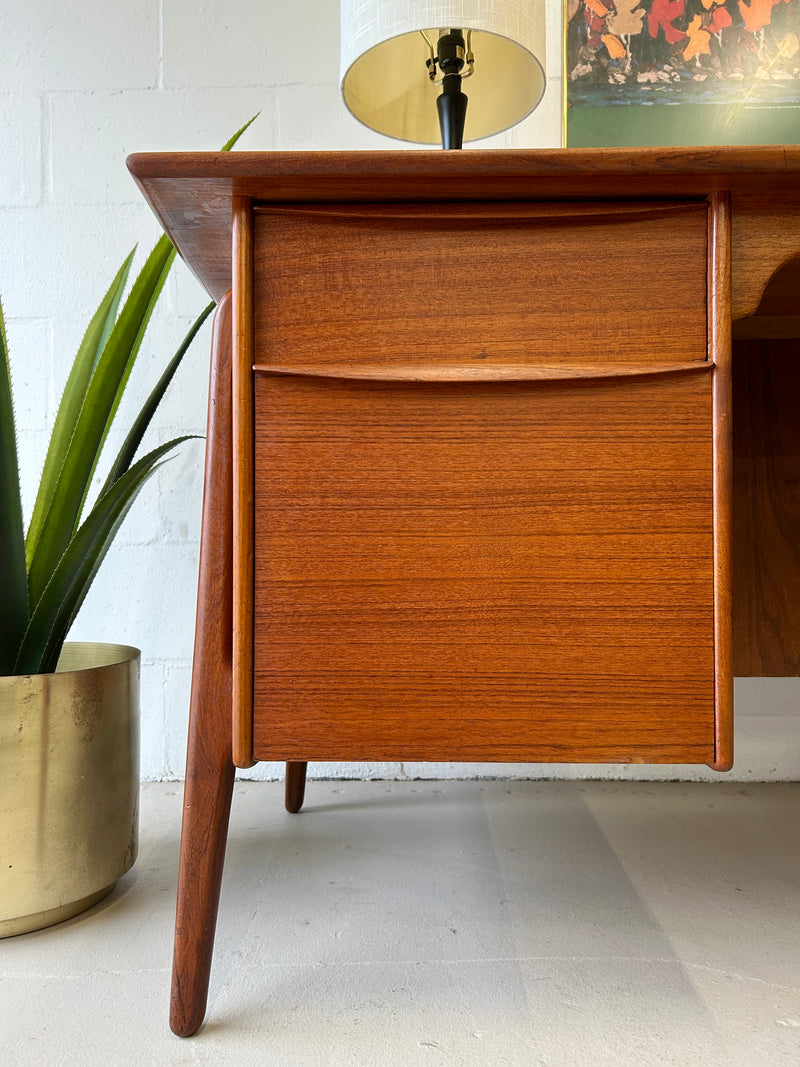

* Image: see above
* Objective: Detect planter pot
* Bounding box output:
[0,642,140,937]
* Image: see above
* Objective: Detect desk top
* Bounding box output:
[128,147,800,315]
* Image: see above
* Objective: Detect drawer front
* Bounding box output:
[252,371,716,764]
[253,200,709,370]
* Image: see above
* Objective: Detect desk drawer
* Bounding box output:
[253,200,709,370]
[251,369,716,764]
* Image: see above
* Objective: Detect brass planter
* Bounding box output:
[0,642,140,937]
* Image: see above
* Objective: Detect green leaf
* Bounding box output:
[98,301,214,497]
[220,112,260,151]
[80,237,176,506]
[15,115,259,674]
[25,251,134,569]
[25,236,175,610]
[0,297,29,673]
[15,436,197,675]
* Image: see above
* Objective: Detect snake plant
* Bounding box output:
[0,116,256,676]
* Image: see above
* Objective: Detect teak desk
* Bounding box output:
[128,149,800,1036]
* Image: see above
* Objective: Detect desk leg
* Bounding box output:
[285,761,308,813]
[170,293,236,1038]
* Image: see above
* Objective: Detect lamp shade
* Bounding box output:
[341,1,546,145]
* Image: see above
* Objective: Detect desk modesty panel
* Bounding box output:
[246,197,731,768]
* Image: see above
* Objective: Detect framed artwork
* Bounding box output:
[565,0,800,145]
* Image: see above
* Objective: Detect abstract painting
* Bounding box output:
[566,0,800,145]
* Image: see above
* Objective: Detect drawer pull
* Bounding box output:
[252,360,713,383]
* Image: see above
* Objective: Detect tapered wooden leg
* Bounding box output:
[170,294,236,1038]
[285,761,308,813]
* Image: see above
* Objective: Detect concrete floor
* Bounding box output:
[2,780,799,1066]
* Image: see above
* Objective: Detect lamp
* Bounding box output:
[341,1,546,149]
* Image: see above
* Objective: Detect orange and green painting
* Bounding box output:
[566,0,800,145]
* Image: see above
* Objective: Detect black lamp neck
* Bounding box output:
[436,29,467,150]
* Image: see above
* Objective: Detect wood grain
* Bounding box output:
[127,148,800,314]
[709,193,733,770]
[754,254,800,316]
[252,202,708,370]
[133,153,765,1039]
[232,196,255,768]
[253,361,714,383]
[256,200,708,223]
[732,253,800,340]
[731,252,800,676]
[733,340,800,676]
[730,196,800,319]
[170,294,236,1038]
[252,371,717,764]
[248,196,727,765]
[285,762,308,814]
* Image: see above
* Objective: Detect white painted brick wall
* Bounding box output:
[2,1,797,783]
